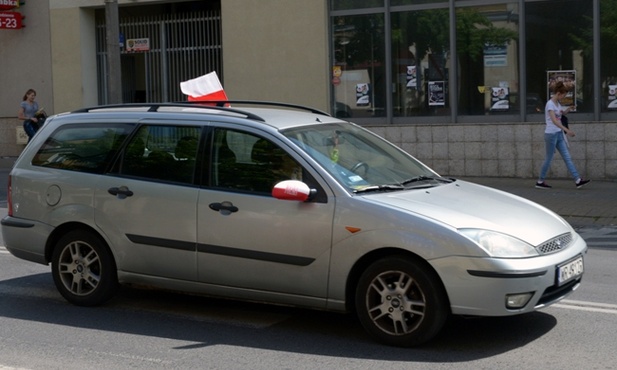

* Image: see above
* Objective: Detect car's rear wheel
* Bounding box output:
[355,255,449,347]
[51,230,118,306]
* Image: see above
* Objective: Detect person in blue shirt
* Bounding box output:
[18,89,44,142]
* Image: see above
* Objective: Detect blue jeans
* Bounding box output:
[23,120,38,142]
[539,132,580,181]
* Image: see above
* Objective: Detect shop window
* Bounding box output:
[391,8,450,117]
[526,0,593,115]
[456,4,520,116]
[332,14,386,120]
[601,1,617,114]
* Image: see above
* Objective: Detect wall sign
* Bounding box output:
[0,11,24,29]
[0,0,20,11]
[126,38,150,52]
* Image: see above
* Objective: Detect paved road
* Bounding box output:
[1,245,616,369]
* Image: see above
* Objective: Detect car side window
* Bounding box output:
[210,129,303,194]
[31,123,134,174]
[118,125,200,184]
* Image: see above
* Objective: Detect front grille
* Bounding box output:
[537,233,572,255]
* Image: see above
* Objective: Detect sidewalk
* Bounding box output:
[461,177,617,228]
[1,156,615,228]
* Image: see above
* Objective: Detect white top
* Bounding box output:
[544,99,563,134]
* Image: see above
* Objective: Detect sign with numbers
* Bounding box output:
[0,11,24,29]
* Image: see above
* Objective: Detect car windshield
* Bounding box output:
[282,122,451,193]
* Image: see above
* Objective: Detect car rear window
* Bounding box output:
[31,123,135,174]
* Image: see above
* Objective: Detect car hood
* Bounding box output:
[364,179,570,246]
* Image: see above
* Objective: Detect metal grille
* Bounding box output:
[537,233,573,255]
[96,10,222,104]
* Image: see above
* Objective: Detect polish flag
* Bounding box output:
[180,71,228,102]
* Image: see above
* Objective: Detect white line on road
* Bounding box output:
[552,299,617,315]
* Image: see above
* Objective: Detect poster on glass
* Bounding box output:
[608,84,617,110]
[490,87,509,111]
[428,81,445,107]
[547,70,576,111]
[356,83,371,107]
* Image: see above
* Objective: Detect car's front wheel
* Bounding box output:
[51,230,118,306]
[355,255,449,347]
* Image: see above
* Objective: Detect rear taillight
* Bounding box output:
[7,175,12,217]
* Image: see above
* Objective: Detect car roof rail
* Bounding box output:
[71,101,331,122]
[71,102,268,122]
[181,100,331,117]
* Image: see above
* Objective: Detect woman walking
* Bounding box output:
[18,89,43,142]
[535,81,590,189]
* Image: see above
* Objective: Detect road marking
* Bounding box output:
[552,299,617,315]
[577,227,617,249]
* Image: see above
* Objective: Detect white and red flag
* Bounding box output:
[180,71,228,102]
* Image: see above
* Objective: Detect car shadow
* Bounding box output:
[0,273,557,362]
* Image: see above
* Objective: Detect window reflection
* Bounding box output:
[601,1,617,113]
[391,9,450,117]
[456,5,519,115]
[526,0,592,114]
[120,125,200,183]
[211,129,303,194]
[333,14,386,119]
[332,0,610,121]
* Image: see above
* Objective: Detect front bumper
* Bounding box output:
[431,233,588,316]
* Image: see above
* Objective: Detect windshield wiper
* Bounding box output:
[400,175,453,185]
[353,176,453,194]
[353,184,405,194]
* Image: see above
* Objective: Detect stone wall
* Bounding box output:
[367,121,617,180]
[0,118,27,158]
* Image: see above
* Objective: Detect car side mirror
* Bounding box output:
[272,180,315,202]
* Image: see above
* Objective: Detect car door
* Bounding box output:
[94,123,202,281]
[196,127,335,301]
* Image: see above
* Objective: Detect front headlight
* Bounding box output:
[459,229,539,258]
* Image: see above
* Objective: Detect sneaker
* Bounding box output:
[575,178,591,189]
[535,181,552,189]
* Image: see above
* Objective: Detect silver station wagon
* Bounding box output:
[1,102,586,346]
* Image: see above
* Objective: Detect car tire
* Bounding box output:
[51,229,119,306]
[355,255,449,347]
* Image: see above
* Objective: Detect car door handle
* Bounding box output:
[209,201,239,214]
[108,186,134,199]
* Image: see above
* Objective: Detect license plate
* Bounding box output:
[557,256,584,286]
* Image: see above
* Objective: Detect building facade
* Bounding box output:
[1,0,615,179]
